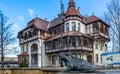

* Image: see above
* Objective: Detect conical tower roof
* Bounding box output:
[65,0,80,16]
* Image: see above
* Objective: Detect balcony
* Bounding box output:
[45,46,93,54]
[89,31,109,40]
[19,36,38,44]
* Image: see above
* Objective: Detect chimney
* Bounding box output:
[78,7,80,13]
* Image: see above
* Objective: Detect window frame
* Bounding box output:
[72,22,76,31]
[66,23,69,32]
[78,23,80,32]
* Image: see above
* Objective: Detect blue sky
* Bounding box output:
[0,0,111,56]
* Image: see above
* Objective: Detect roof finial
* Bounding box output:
[78,7,80,13]
[35,14,38,18]
[70,0,74,2]
[60,0,64,15]
[92,12,94,15]
[69,0,75,8]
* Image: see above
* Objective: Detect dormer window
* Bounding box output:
[72,22,76,31]
[66,23,69,32]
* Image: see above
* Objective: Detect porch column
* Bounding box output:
[28,44,31,67]
[38,40,42,67]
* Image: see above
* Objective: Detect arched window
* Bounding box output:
[52,55,56,65]
[31,43,38,52]
[96,54,99,63]
[31,43,38,67]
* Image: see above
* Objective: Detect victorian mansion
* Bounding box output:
[17,0,109,67]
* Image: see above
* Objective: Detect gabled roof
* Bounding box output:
[86,15,110,27]
[48,16,63,29]
[86,15,100,24]
[27,17,49,31]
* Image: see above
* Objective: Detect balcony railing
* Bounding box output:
[19,36,38,44]
[89,31,109,39]
[45,46,93,53]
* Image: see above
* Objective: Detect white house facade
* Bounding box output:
[17,0,109,67]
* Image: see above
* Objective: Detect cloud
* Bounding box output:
[28,9,34,16]
[13,24,19,30]
[17,16,25,22]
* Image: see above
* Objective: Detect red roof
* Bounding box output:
[86,15,110,27]
[27,17,49,31]
[18,0,109,34]
[65,7,80,16]
[48,16,63,29]
[46,31,93,42]
[86,15,100,24]
[65,0,80,16]
[18,52,28,56]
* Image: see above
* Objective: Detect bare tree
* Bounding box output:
[104,0,120,52]
[0,10,16,68]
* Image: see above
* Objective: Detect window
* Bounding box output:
[71,37,75,46]
[93,24,97,33]
[26,44,28,52]
[24,34,28,39]
[96,54,99,63]
[72,22,76,31]
[33,29,37,36]
[31,43,38,52]
[83,38,87,47]
[52,55,56,65]
[52,42,56,49]
[78,23,80,31]
[95,42,98,50]
[29,32,32,38]
[66,23,69,32]
[23,45,25,52]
